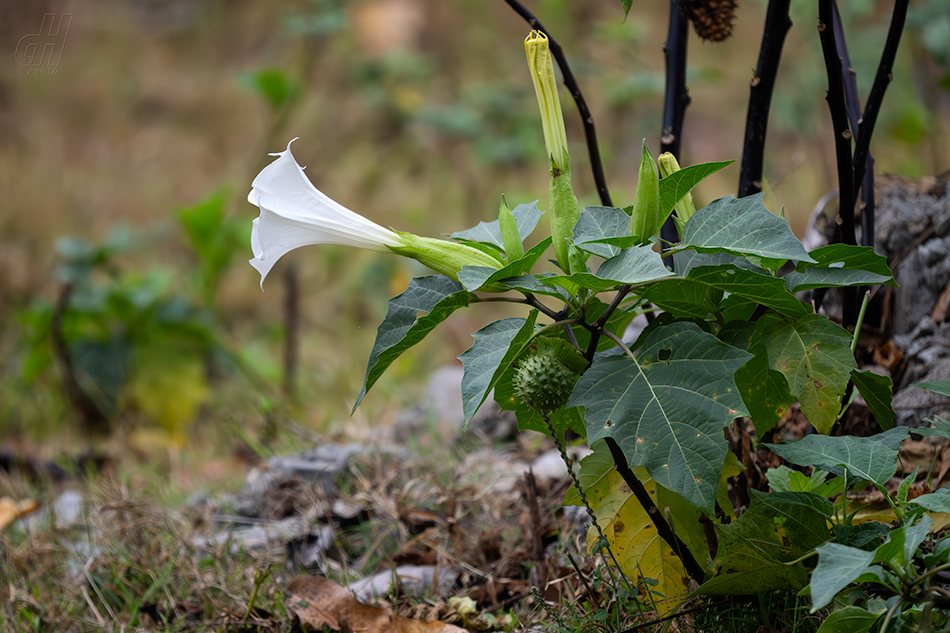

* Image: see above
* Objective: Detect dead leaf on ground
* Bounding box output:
[286,576,467,633]
[0,497,39,529]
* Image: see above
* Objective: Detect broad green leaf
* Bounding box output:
[914,416,950,440]
[457,238,551,291]
[649,265,810,319]
[915,380,950,398]
[570,321,752,513]
[643,279,719,319]
[766,427,910,487]
[784,244,896,293]
[924,535,950,567]
[449,200,544,252]
[356,276,474,409]
[815,606,883,633]
[499,274,572,300]
[458,313,537,424]
[768,466,844,498]
[832,522,891,550]
[700,490,831,596]
[678,194,816,264]
[566,442,702,616]
[850,370,895,430]
[761,315,856,434]
[549,243,672,292]
[903,515,931,564]
[571,206,631,259]
[658,160,733,224]
[809,543,876,611]
[734,344,794,436]
[909,485,950,513]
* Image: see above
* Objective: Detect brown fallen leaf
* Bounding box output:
[0,496,40,530]
[286,576,467,633]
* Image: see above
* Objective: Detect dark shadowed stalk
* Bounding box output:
[502,0,612,207]
[604,437,706,583]
[851,0,909,231]
[659,0,691,252]
[817,0,858,329]
[738,0,792,198]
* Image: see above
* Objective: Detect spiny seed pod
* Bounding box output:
[514,353,579,414]
[686,0,737,43]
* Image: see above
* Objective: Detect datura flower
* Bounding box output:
[524,30,582,274]
[249,139,501,287]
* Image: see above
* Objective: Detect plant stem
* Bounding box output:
[658,0,691,252]
[850,290,870,353]
[604,437,706,583]
[542,413,634,594]
[738,0,792,198]
[817,0,858,330]
[583,285,633,363]
[502,0,612,206]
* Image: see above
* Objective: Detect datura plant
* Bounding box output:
[247,31,936,626]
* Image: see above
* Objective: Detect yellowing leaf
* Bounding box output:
[127,345,208,444]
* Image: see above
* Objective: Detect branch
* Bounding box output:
[604,437,706,584]
[738,0,792,198]
[817,0,858,328]
[852,0,909,200]
[659,0,692,255]
[503,0,612,206]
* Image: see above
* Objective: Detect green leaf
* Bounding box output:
[678,194,816,264]
[809,543,876,611]
[765,428,910,487]
[456,238,551,291]
[914,415,950,440]
[734,344,794,436]
[761,315,856,434]
[570,321,752,513]
[499,274,572,300]
[571,206,631,259]
[660,265,811,319]
[240,68,300,110]
[548,243,672,292]
[815,606,883,633]
[832,522,891,550]
[915,380,950,398]
[458,313,538,424]
[450,201,544,252]
[356,276,474,410]
[699,490,831,596]
[851,370,896,431]
[784,245,895,293]
[621,0,633,19]
[909,485,950,513]
[658,160,733,225]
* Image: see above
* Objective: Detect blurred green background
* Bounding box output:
[1,0,947,482]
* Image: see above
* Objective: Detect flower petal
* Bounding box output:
[248,139,403,286]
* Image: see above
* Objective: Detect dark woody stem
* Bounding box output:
[817,0,858,329]
[658,0,691,253]
[738,0,792,198]
[604,437,706,584]
[502,0,612,207]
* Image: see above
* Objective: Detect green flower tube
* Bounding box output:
[525,30,582,274]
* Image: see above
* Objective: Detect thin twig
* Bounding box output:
[502,0,612,207]
[583,284,633,362]
[738,0,792,198]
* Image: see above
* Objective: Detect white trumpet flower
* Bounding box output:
[249,139,500,287]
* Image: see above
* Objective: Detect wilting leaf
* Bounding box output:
[286,576,466,633]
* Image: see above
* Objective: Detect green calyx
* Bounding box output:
[498,195,525,261]
[629,139,660,245]
[389,232,502,281]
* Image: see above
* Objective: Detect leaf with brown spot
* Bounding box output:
[286,576,467,633]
